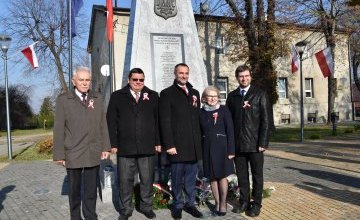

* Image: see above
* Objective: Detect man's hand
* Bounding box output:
[101,151,110,160]
[228,155,235,159]
[166,147,177,155]
[55,160,66,167]
[110,147,117,154]
[155,145,161,152]
[259,146,266,152]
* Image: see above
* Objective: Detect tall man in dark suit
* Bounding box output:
[226,65,271,217]
[159,63,203,219]
[107,68,161,220]
[53,66,111,220]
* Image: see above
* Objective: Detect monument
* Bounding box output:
[123,0,208,93]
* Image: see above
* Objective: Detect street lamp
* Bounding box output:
[295,41,307,142]
[200,2,209,15]
[0,34,13,160]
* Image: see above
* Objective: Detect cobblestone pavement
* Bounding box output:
[0,138,359,220]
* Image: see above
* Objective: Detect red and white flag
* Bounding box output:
[291,44,299,74]
[315,47,334,78]
[21,42,39,69]
[106,0,113,42]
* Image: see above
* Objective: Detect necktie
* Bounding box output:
[181,86,189,96]
[81,93,87,103]
[135,92,140,103]
[240,89,245,97]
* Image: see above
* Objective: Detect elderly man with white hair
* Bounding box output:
[53,66,111,220]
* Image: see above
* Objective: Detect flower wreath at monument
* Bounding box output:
[149,174,273,209]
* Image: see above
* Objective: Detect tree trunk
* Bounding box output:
[319,0,337,124]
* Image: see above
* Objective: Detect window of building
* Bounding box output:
[215,77,228,104]
[277,77,288,98]
[305,78,314,98]
[215,35,226,54]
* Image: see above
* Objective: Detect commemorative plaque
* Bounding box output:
[151,33,185,91]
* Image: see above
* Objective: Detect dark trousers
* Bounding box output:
[67,166,99,220]
[117,155,155,216]
[171,162,198,209]
[234,152,264,206]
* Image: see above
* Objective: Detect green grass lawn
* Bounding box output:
[270,124,360,142]
[0,142,52,162]
[0,128,52,137]
[1,124,358,162]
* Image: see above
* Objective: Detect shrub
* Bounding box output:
[344,128,353,134]
[262,188,272,198]
[309,134,321,139]
[36,138,53,154]
[354,124,360,131]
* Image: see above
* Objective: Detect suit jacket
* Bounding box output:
[159,81,202,162]
[226,85,271,153]
[106,85,160,156]
[53,91,111,168]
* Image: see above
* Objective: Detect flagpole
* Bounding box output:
[109,41,114,92]
[68,0,73,91]
[107,0,114,92]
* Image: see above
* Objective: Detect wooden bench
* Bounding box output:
[281,114,290,124]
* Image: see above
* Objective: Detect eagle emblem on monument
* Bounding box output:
[154,0,177,20]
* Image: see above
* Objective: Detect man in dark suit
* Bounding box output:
[53,66,111,220]
[159,63,203,219]
[226,65,271,217]
[107,68,161,220]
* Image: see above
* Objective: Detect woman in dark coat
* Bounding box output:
[199,86,235,216]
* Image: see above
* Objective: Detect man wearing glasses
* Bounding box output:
[107,68,161,220]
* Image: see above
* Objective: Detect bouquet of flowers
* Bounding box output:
[227,174,240,200]
[152,183,172,209]
[195,177,212,205]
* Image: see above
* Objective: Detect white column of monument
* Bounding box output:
[123,0,208,93]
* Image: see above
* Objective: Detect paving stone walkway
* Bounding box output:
[0,137,359,219]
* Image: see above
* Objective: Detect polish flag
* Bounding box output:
[21,42,39,69]
[106,0,113,42]
[291,44,299,74]
[315,47,334,78]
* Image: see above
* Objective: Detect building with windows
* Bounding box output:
[88,6,358,125]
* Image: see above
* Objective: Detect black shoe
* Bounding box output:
[246,203,262,217]
[215,211,226,216]
[118,214,129,220]
[232,202,249,213]
[210,210,218,217]
[171,207,182,219]
[183,205,203,218]
[138,209,156,219]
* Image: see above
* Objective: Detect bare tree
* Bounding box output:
[1,0,87,93]
[223,0,279,105]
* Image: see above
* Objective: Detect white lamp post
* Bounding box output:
[0,34,13,160]
[295,41,307,142]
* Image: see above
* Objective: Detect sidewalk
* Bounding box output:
[0,137,359,219]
